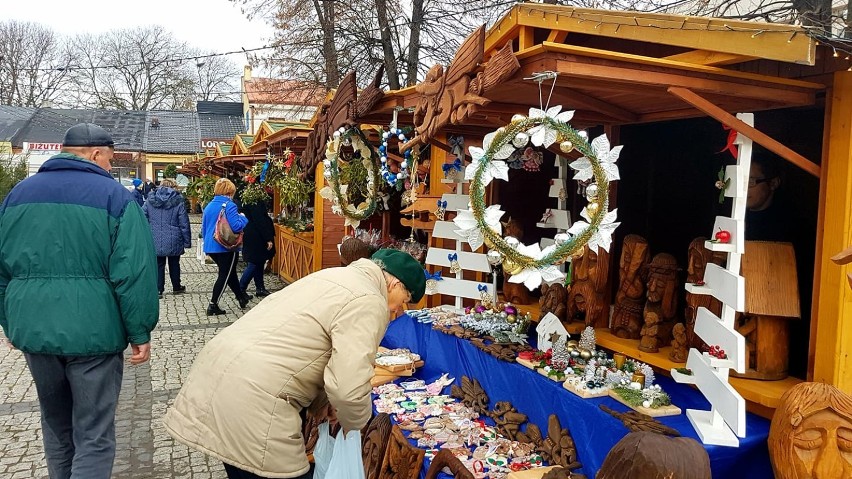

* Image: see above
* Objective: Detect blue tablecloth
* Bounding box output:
[380,315,772,479]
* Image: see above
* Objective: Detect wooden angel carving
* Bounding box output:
[401,26,520,152]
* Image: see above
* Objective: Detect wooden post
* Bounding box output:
[812,71,852,390]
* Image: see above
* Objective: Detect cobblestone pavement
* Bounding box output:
[0,215,287,478]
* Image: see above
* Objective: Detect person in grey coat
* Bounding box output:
[143,179,191,298]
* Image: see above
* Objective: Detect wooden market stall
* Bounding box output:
[352,4,852,418]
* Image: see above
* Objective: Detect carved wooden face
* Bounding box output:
[770,383,852,479]
[786,409,852,478]
[687,245,708,283]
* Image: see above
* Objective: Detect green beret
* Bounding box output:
[371,249,425,303]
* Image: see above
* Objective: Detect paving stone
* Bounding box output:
[0,215,285,478]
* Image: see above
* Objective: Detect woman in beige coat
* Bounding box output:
[163,249,425,479]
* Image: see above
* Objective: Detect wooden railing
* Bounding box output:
[275,225,315,283]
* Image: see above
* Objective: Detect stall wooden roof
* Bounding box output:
[251,121,312,154]
[363,5,822,135]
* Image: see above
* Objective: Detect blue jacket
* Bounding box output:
[202,195,248,254]
[132,187,145,207]
[143,187,191,257]
[0,153,159,354]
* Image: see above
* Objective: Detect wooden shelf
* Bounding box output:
[594,328,801,417]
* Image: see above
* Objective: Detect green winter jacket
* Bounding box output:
[0,153,159,355]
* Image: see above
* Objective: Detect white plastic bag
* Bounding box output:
[326,429,365,479]
[313,422,335,479]
[195,238,204,262]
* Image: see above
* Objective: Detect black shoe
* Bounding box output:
[238,295,251,310]
[256,289,272,297]
[207,304,227,316]
[173,285,186,294]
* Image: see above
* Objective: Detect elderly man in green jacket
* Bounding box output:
[0,123,159,479]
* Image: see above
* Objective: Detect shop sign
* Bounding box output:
[200,139,229,148]
[23,142,62,152]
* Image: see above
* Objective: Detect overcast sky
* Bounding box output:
[7,0,274,70]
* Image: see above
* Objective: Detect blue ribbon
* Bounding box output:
[448,253,458,262]
[436,200,447,208]
[477,284,488,293]
[442,158,462,174]
[259,160,270,183]
[424,270,443,281]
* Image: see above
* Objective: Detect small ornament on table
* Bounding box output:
[424,270,443,295]
[477,284,492,305]
[706,344,728,359]
[435,200,448,221]
[613,352,626,370]
[579,326,597,351]
[539,208,554,226]
[442,158,463,181]
[558,186,567,202]
[448,253,462,273]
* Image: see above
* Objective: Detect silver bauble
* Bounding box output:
[513,133,530,148]
[486,250,503,266]
[586,183,599,200]
[504,236,521,248]
[554,233,571,246]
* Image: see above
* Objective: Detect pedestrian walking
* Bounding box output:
[202,178,250,316]
[164,249,425,479]
[238,199,275,297]
[0,123,159,479]
[143,178,191,299]
[131,178,145,207]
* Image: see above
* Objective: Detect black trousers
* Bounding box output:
[209,251,241,305]
[156,255,182,293]
[224,463,313,479]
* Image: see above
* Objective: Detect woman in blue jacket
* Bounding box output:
[202,178,250,316]
[143,179,191,299]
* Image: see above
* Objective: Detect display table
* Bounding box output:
[380,315,773,479]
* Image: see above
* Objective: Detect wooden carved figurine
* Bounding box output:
[378,426,425,479]
[769,382,852,479]
[540,415,582,471]
[424,450,474,479]
[639,253,679,353]
[612,235,650,339]
[450,376,490,415]
[567,245,611,328]
[685,237,723,350]
[596,431,710,479]
[488,401,528,441]
[502,217,532,305]
[540,282,568,322]
[362,414,393,479]
[668,323,688,363]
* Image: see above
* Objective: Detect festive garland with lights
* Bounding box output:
[378,125,412,190]
[455,106,622,288]
[319,127,381,228]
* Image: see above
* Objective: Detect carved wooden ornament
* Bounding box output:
[638,253,679,353]
[362,413,393,479]
[424,449,474,479]
[401,25,520,152]
[567,245,611,328]
[612,234,650,339]
[378,426,425,479]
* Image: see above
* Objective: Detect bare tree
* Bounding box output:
[0,21,71,107]
[68,26,199,110]
[193,52,240,102]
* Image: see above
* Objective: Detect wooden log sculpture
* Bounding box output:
[487,401,529,442]
[542,467,588,479]
[540,282,568,323]
[567,245,611,328]
[768,382,852,479]
[668,323,689,363]
[596,431,710,479]
[378,426,425,479]
[400,26,520,152]
[450,376,490,415]
[638,253,679,353]
[612,234,650,339]
[599,405,681,437]
[502,217,533,305]
[362,413,393,479]
[424,449,474,479]
[684,237,723,350]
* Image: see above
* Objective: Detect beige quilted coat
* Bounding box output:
[163,259,389,477]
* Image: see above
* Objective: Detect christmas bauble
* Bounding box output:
[586,183,598,200]
[559,141,574,153]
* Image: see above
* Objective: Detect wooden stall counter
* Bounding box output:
[275,224,315,284]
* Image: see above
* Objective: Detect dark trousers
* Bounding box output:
[24,352,124,479]
[209,251,241,305]
[157,255,182,293]
[224,463,313,479]
[239,261,265,292]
